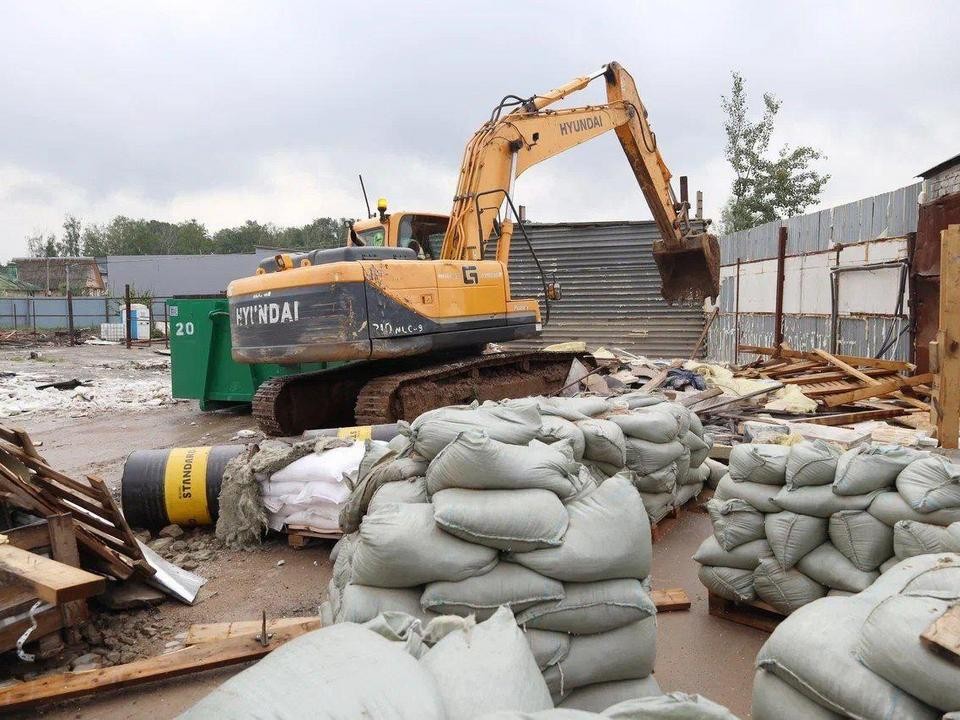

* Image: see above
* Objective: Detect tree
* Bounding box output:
[720,72,830,233]
[27,233,60,257]
[61,215,82,256]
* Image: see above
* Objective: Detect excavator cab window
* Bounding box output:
[398,214,447,260]
[357,227,386,247]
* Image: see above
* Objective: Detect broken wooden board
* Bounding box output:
[820,373,934,408]
[920,604,960,667]
[0,620,324,711]
[650,588,691,612]
[800,407,908,426]
[0,545,105,604]
[812,349,929,412]
[738,344,914,372]
[185,616,323,645]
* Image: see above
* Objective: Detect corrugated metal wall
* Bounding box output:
[506,221,705,358]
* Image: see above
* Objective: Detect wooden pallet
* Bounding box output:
[285,525,341,549]
[650,493,701,543]
[650,588,691,612]
[707,592,785,633]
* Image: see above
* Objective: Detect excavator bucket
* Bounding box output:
[652,232,721,302]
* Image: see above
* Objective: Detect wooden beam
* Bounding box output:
[801,407,908,426]
[638,368,669,393]
[920,604,960,666]
[936,224,960,448]
[821,373,933,407]
[738,344,914,372]
[3,520,53,551]
[0,545,105,604]
[46,514,89,637]
[694,383,784,415]
[0,605,63,654]
[780,368,894,385]
[678,387,722,407]
[185,617,323,645]
[812,349,929,411]
[0,620,324,711]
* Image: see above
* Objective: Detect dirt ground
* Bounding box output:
[2,343,766,719]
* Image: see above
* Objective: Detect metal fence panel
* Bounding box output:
[507,222,705,358]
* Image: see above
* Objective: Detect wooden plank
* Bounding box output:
[185,616,323,645]
[694,382,784,415]
[678,388,722,407]
[0,584,40,617]
[707,592,783,633]
[738,344,914,372]
[0,620,324,711]
[801,407,907,426]
[3,520,52,551]
[708,444,732,460]
[0,605,63,654]
[650,588,691,612]
[638,368,669,393]
[87,475,146,564]
[920,604,960,666]
[821,373,933,408]
[46,514,90,636]
[937,224,960,448]
[812,348,929,411]
[781,368,894,385]
[0,545,105,604]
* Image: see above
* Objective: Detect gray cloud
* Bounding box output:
[1,0,957,260]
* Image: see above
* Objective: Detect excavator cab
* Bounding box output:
[349,208,449,260]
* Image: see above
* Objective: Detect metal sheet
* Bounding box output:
[506,222,705,358]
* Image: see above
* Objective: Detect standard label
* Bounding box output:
[337,426,373,440]
[163,446,212,526]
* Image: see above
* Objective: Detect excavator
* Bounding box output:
[227,61,720,435]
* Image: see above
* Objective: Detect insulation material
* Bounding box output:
[764,385,817,414]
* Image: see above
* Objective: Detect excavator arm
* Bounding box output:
[439,61,720,301]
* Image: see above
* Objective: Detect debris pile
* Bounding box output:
[182,607,739,720]
[0,371,179,418]
[753,552,960,719]
[696,440,960,614]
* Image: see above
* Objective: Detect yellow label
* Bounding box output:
[336,426,372,440]
[163,446,212,526]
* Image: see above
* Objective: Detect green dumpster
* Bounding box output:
[167,296,331,410]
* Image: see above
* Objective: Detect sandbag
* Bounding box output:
[516,579,657,634]
[524,628,571,670]
[703,458,727,489]
[689,434,711,470]
[351,503,498,587]
[607,411,680,444]
[639,491,674,524]
[653,402,692,437]
[368,477,429,512]
[751,668,845,720]
[689,410,704,438]
[794,542,879,592]
[714,474,781,513]
[673,481,701,508]
[896,455,960,513]
[558,676,662,713]
[433,488,569,552]
[632,465,677,494]
[681,430,709,460]
[426,430,578,498]
[697,565,756,602]
[752,557,827,614]
[878,556,898,573]
[337,584,432,624]
[340,449,430,533]
[270,441,366,485]
[693,536,771,571]
[511,475,651,582]
[784,441,842,489]
[682,464,711,487]
[421,606,552,719]
[624,439,686,475]
[828,510,894,571]
[577,419,627,467]
[181,623,445,719]
[543,618,656,699]
[893,519,955,559]
[332,532,359,590]
[857,593,960,712]
[420,563,564,620]
[601,693,738,720]
[833,444,924,496]
[764,512,828,569]
[756,596,940,720]
[771,484,880,518]
[861,552,960,600]
[405,401,543,459]
[707,498,765,550]
[867,491,960,527]
[524,396,616,421]
[617,391,667,410]
[538,415,587,460]
[949,521,960,550]
[728,444,789,485]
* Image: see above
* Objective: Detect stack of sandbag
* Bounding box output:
[696,440,960,614]
[752,552,960,719]
[183,605,739,720]
[324,397,669,710]
[259,440,367,533]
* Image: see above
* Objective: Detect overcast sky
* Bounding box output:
[1,1,957,261]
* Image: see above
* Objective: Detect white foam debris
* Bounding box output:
[0,372,184,418]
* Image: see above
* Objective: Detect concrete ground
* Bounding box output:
[2,343,766,719]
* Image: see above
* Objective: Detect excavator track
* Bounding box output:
[252,351,586,436]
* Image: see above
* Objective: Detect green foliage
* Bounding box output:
[720,72,830,234]
[35,215,354,257]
